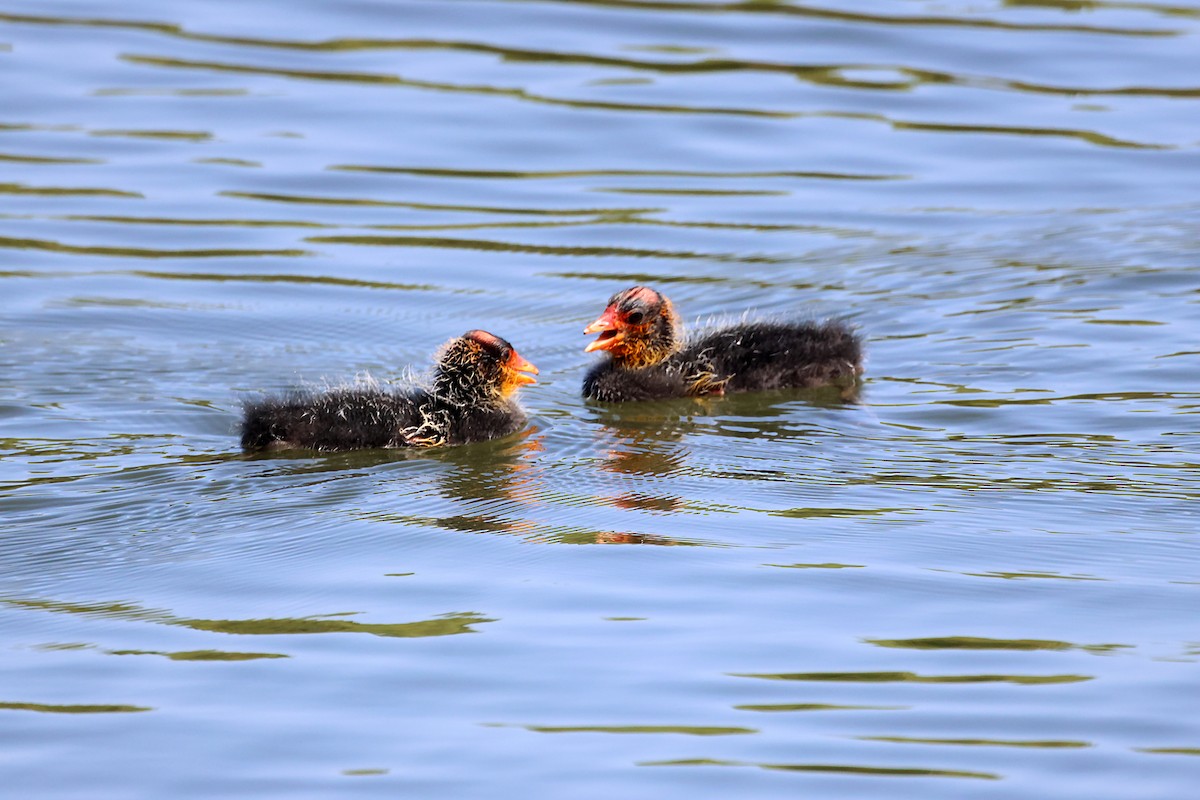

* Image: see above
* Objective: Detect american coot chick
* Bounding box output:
[582,286,863,403]
[241,330,538,452]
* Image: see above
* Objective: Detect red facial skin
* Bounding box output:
[582,287,679,368]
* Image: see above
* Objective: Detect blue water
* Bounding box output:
[2,1,1198,797]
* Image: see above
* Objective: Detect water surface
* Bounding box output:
[2,1,1198,797]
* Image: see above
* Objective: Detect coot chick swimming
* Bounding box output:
[241,330,538,452]
[582,286,862,403]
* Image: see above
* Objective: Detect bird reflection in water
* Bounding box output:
[593,405,692,515]
[434,427,691,546]
[427,426,544,537]
[590,531,691,546]
[575,408,701,546]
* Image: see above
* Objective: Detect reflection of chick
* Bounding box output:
[433,427,542,506]
[241,330,537,452]
[594,411,688,513]
[605,443,687,479]
[612,493,681,513]
[593,531,690,546]
[583,286,863,402]
[597,409,689,478]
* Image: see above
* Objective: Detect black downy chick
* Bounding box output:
[582,286,862,403]
[241,330,538,452]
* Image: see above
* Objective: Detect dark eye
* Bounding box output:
[626,311,644,325]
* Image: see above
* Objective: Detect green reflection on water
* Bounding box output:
[546,268,856,291]
[128,270,436,291]
[640,758,998,779]
[121,54,793,119]
[735,703,905,712]
[861,735,1091,748]
[770,507,904,519]
[306,234,784,263]
[593,187,787,197]
[2,596,495,638]
[759,763,997,779]
[332,165,904,181]
[0,152,101,164]
[62,214,329,229]
[866,636,1078,651]
[362,213,867,236]
[0,182,141,198]
[0,5,1176,42]
[500,724,756,735]
[109,649,290,661]
[186,614,492,637]
[366,219,593,234]
[224,189,657,217]
[0,235,308,259]
[0,701,151,714]
[194,157,262,167]
[1006,0,1200,22]
[963,570,1107,581]
[732,670,1093,685]
[1136,747,1200,756]
[889,118,1172,150]
[90,129,212,141]
[766,563,865,569]
[34,642,93,651]
[94,87,249,97]
[516,0,1180,37]
[9,6,1190,103]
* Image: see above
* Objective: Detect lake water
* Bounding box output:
[2,1,1198,797]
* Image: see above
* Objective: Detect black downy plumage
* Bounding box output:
[582,286,863,403]
[240,330,537,452]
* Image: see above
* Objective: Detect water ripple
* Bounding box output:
[0,595,495,638]
[331,165,907,181]
[2,1,1198,796]
[732,670,1093,685]
[121,54,795,118]
[0,182,141,198]
[0,4,1180,39]
[306,233,788,263]
[0,235,309,259]
[640,758,1000,780]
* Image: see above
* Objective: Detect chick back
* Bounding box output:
[683,320,861,392]
[240,387,424,452]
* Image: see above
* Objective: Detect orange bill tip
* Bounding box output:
[508,351,539,384]
[584,305,622,352]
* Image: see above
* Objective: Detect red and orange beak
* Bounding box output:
[507,350,539,385]
[584,305,622,353]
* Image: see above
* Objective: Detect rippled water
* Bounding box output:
[2,1,1199,797]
